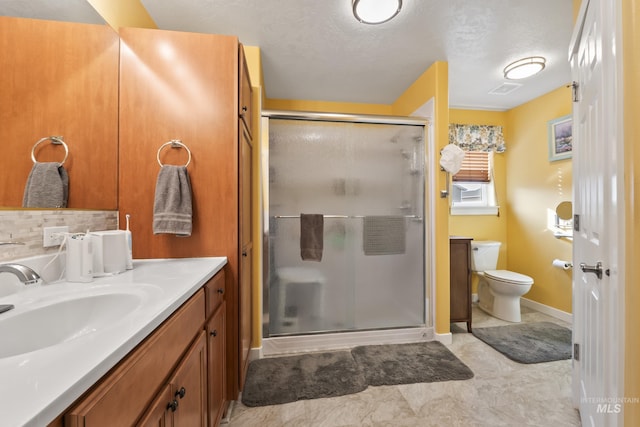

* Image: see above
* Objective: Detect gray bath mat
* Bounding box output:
[472,321,572,364]
[351,341,474,386]
[241,350,367,407]
[242,341,474,407]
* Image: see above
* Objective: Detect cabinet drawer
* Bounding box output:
[65,290,206,427]
[205,270,226,317]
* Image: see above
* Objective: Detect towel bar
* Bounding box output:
[30,136,68,165]
[157,139,192,167]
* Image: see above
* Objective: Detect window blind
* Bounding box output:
[453,151,491,182]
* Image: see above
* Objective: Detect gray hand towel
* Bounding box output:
[22,162,69,208]
[153,165,193,236]
[300,213,323,261]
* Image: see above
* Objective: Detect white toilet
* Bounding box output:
[471,241,534,323]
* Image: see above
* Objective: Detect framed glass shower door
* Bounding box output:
[265,114,426,336]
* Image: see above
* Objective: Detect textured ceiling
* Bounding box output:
[141,0,574,111]
[0,0,574,111]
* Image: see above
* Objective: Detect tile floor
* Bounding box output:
[227,304,582,426]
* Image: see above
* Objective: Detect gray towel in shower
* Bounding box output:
[300,213,323,261]
[153,165,193,236]
[22,162,69,208]
[363,216,406,255]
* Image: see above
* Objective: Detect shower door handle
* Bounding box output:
[579,261,603,279]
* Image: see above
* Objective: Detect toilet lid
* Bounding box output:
[485,269,533,285]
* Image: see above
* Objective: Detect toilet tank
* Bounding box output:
[470,240,501,271]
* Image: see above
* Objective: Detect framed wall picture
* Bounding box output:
[548,115,573,162]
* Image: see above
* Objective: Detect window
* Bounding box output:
[450,151,498,215]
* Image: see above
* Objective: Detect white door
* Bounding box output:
[570,0,623,425]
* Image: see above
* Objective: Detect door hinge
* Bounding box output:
[569,81,580,102]
[574,214,580,232]
[574,343,580,361]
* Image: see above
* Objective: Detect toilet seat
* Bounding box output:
[485,269,533,285]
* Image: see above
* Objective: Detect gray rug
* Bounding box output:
[242,341,474,407]
[241,350,367,407]
[351,341,474,386]
[472,321,572,364]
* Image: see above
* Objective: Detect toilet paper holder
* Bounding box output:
[552,259,573,270]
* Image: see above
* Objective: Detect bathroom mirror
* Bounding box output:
[0,6,119,210]
[556,201,573,221]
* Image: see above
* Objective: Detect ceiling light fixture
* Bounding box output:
[503,56,547,80]
[352,0,402,24]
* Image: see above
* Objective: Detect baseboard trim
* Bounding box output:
[521,297,573,324]
[471,293,479,303]
[434,331,452,345]
[262,327,434,356]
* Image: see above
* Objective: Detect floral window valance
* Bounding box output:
[448,124,506,153]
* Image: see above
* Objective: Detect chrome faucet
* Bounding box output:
[0,264,42,285]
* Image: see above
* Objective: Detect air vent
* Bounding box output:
[489,82,522,95]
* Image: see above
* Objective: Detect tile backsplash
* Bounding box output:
[0,210,117,262]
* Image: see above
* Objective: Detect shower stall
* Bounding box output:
[262,111,431,346]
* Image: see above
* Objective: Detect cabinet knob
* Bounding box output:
[210,329,218,337]
[217,288,224,294]
[167,399,179,412]
[242,106,248,112]
[242,251,248,257]
[175,387,186,399]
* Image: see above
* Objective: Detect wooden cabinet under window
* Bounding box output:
[450,237,473,332]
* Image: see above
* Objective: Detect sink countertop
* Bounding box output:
[0,256,227,427]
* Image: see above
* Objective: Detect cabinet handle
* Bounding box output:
[242,106,248,112]
[242,251,247,257]
[210,329,218,337]
[175,387,186,399]
[167,399,179,412]
[217,288,224,294]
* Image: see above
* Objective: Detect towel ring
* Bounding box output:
[157,140,192,167]
[31,136,69,165]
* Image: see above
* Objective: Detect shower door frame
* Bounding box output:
[261,110,434,340]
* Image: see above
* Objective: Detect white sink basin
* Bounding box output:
[0,289,149,358]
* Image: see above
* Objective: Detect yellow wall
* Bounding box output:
[623,0,640,422]
[87,0,156,30]
[448,109,509,294]
[392,61,450,335]
[505,85,573,313]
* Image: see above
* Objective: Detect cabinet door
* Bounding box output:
[170,331,208,427]
[449,239,472,331]
[239,246,252,389]
[240,126,253,248]
[207,302,226,426]
[239,45,253,139]
[137,385,172,427]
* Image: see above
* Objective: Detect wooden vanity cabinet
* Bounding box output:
[64,290,206,426]
[450,237,473,332]
[61,269,229,427]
